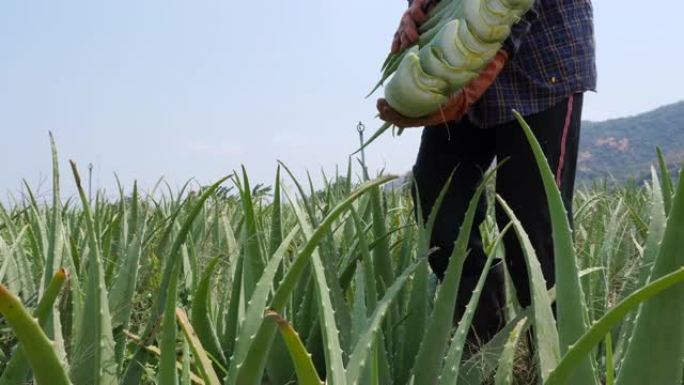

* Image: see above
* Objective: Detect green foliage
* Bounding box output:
[0,281,71,385]
[177,308,222,385]
[494,318,527,385]
[267,310,323,385]
[0,269,68,385]
[514,111,599,385]
[1,132,684,385]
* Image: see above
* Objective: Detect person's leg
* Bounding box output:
[411,119,504,343]
[495,93,584,308]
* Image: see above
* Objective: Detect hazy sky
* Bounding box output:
[1,1,683,199]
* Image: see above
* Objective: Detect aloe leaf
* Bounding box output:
[291,192,353,358]
[439,221,514,385]
[0,215,12,274]
[369,337,381,385]
[102,194,123,284]
[60,220,82,350]
[613,167,666,362]
[234,176,395,385]
[108,187,144,328]
[438,249,499,385]
[158,264,180,385]
[350,209,378,312]
[457,309,531,385]
[351,122,392,156]
[656,147,673,214]
[546,266,684,385]
[269,166,284,256]
[411,169,495,385]
[216,215,239,342]
[394,175,451,385]
[369,0,461,100]
[614,167,684,385]
[369,184,394,297]
[123,329,206,384]
[225,226,299,385]
[277,162,316,222]
[0,283,72,385]
[237,166,265,298]
[397,256,428,382]
[181,338,192,385]
[497,196,560,381]
[121,177,229,385]
[42,133,64,349]
[221,255,243,362]
[68,161,117,385]
[513,111,598,385]
[177,308,222,385]
[635,168,667,288]
[110,235,144,368]
[296,278,318,351]
[604,333,614,385]
[267,310,324,385]
[285,183,351,358]
[355,213,393,381]
[593,199,624,320]
[346,260,421,385]
[0,228,27,310]
[21,183,46,295]
[458,266,605,385]
[109,183,144,369]
[494,318,527,385]
[350,264,368,349]
[373,332,393,385]
[299,215,346,385]
[0,269,68,385]
[190,256,226,368]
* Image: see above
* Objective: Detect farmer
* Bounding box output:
[378,0,597,344]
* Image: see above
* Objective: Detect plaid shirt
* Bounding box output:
[469,0,597,127]
[407,0,597,128]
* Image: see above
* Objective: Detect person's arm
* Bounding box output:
[392,0,435,54]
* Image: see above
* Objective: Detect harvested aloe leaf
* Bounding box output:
[384,48,449,118]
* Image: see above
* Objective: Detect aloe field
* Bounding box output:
[1,116,684,385]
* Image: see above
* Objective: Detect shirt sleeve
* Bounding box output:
[502,1,541,58]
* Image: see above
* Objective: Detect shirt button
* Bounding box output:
[551,76,557,84]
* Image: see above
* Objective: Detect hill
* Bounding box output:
[577,101,684,183]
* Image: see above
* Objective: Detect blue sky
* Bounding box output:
[1,1,683,199]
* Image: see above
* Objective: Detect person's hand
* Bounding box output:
[391,0,436,54]
[377,49,509,128]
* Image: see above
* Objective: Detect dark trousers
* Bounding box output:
[411,94,584,344]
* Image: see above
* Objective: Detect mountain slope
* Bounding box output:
[577,101,684,183]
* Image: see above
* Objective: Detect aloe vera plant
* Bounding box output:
[68,161,117,385]
[0,283,71,385]
[1,134,684,385]
[0,269,68,385]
